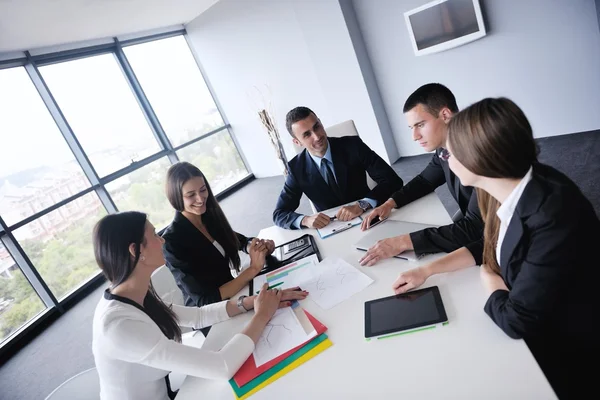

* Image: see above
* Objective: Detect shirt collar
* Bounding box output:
[308,139,332,169]
[496,166,534,223]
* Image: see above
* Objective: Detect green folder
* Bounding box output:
[229,333,329,397]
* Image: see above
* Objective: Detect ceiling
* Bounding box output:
[0,0,220,53]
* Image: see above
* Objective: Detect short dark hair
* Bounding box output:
[403,83,459,116]
[285,106,317,137]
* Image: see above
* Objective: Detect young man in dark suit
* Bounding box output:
[359,83,483,266]
[273,106,403,230]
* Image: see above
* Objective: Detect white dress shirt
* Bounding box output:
[92,290,254,400]
[495,167,533,265]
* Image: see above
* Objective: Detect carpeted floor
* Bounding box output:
[0,131,597,400]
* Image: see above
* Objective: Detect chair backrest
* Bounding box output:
[151,265,185,306]
[45,367,100,400]
[151,265,192,333]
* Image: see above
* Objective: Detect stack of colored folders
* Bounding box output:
[228,311,332,399]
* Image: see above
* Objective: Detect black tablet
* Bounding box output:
[364,286,448,339]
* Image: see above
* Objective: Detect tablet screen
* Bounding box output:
[365,286,447,338]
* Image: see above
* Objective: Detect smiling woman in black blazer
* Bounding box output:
[161,162,277,311]
[390,98,598,399]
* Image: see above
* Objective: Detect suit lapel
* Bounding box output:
[454,172,462,202]
[303,150,331,194]
[303,146,343,204]
[329,139,347,200]
[176,212,220,257]
[440,150,461,202]
[499,164,545,273]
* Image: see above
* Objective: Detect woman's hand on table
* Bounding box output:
[278,286,309,307]
[243,286,309,311]
[392,266,430,294]
[253,284,282,320]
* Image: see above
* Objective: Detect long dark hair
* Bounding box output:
[93,211,182,342]
[448,97,538,273]
[165,162,242,271]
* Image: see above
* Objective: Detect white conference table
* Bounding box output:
[177,193,556,399]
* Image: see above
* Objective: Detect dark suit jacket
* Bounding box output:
[471,163,599,398]
[161,212,251,307]
[390,149,484,263]
[273,136,404,229]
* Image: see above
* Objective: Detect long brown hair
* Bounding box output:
[165,162,242,271]
[93,212,182,342]
[447,98,538,273]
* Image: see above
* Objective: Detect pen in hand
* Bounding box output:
[256,284,303,294]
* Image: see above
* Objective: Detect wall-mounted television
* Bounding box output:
[404,0,486,56]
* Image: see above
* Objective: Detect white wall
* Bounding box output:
[353,0,600,157]
[185,0,397,178]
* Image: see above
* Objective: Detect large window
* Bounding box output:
[0,32,249,349]
[40,54,161,177]
[14,193,106,300]
[177,130,248,195]
[0,241,46,343]
[106,157,174,230]
[124,36,224,147]
[0,67,90,226]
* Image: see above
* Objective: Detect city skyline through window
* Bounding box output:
[0,33,249,347]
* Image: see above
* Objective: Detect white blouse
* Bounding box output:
[92,290,254,400]
[495,167,533,265]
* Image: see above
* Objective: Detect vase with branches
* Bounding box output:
[248,85,291,176]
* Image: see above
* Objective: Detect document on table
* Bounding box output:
[252,254,320,293]
[252,306,316,366]
[301,257,373,310]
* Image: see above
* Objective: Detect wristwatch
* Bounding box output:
[357,200,372,212]
[237,295,249,313]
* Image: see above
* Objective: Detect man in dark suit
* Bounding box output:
[273,106,403,230]
[359,83,483,266]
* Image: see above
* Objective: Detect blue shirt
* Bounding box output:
[293,140,377,228]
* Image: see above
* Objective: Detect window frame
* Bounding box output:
[0,30,252,359]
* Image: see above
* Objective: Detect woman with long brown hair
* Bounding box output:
[92,211,308,400]
[390,97,598,399]
[161,162,281,315]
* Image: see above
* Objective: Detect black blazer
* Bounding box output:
[161,212,251,307]
[391,149,484,263]
[273,136,404,229]
[472,163,599,398]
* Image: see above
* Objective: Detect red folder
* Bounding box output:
[233,311,328,387]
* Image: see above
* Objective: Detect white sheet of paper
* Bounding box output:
[252,254,320,294]
[252,307,315,366]
[301,257,374,309]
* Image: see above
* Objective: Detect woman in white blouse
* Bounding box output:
[92,211,308,400]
